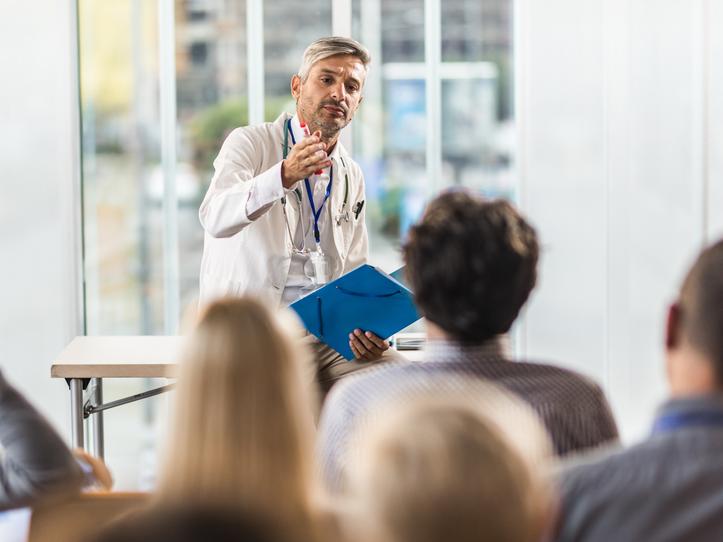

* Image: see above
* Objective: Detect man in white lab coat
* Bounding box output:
[199,37,394,393]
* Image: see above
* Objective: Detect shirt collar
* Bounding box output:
[423,334,512,363]
[655,394,723,421]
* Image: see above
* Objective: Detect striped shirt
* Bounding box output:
[556,395,723,542]
[316,337,619,492]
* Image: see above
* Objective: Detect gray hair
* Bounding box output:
[297,36,371,82]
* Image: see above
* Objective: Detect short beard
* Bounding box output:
[307,115,344,142]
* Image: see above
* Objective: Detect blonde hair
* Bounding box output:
[157,297,318,535]
[298,36,371,82]
[345,384,555,542]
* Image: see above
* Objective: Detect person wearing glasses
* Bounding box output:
[199,37,391,396]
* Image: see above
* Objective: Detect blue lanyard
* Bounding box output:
[286,119,333,244]
[652,411,723,434]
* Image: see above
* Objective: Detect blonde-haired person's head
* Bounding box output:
[345,383,555,542]
[157,297,318,537]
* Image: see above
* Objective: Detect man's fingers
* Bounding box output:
[299,161,332,181]
[349,333,374,358]
[349,335,364,359]
[353,329,376,351]
[284,136,332,183]
[298,142,325,158]
[354,329,382,355]
[293,140,325,162]
[364,331,388,350]
[296,143,329,166]
[349,340,360,359]
[301,153,330,168]
[350,330,390,361]
[294,134,321,150]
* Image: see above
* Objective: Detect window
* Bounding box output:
[351,0,514,270]
[77,0,513,488]
[79,0,512,335]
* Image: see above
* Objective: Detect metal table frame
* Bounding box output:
[52,336,183,459]
[66,377,175,459]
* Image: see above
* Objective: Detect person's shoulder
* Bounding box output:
[560,435,672,500]
[319,360,410,442]
[514,358,590,379]
[561,441,629,486]
[325,360,429,420]
[515,359,607,395]
[554,443,641,540]
[328,359,413,405]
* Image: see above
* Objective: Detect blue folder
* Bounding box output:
[290,264,420,360]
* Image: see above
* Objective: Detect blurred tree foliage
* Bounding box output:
[188,97,292,175]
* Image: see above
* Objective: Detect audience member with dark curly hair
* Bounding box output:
[317,190,619,493]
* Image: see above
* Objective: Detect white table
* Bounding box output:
[51,336,183,457]
[52,335,424,457]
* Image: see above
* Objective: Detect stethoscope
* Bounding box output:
[280,118,351,250]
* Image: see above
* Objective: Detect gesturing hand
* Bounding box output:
[349,329,390,361]
[281,130,331,188]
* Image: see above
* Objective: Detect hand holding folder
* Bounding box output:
[290,264,420,360]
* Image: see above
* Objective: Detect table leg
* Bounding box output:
[69,378,85,449]
[90,378,105,460]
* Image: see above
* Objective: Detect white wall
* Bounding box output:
[0,0,81,436]
[517,0,723,442]
[710,0,723,241]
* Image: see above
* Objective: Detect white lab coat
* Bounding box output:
[198,112,369,308]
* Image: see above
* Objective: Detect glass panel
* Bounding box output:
[441,0,512,63]
[176,0,248,312]
[79,0,162,335]
[381,0,425,63]
[352,0,513,272]
[77,0,515,489]
[78,0,164,491]
[352,0,427,272]
[78,0,249,490]
[263,1,333,122]
[441,0,514,199]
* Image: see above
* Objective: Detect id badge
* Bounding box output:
[308,250,329,286]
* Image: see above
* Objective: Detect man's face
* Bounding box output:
[291,54,366,139]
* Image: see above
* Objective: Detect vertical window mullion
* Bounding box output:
[72,0,87,336]
[158,0,180,334]
[332,0,352,37]
[513,0,529,359]
[333,0,353,151]
[247,0,264,125]
[425,0,442,196]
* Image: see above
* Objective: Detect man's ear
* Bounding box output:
[665,302,682,350]
[291,75,302,101]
